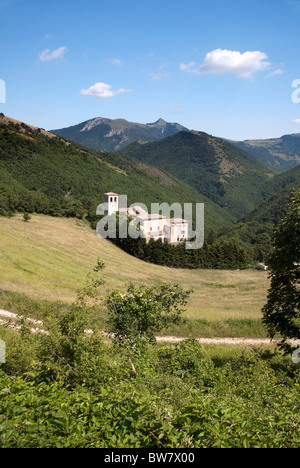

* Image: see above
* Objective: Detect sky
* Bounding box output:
[0,0,300,140]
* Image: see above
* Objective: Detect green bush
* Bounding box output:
[0,347,299,448]
[0,280,299,448]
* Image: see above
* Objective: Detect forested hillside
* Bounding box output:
[0,115,233,233]
[2,114,300,267]
[219,164,300,262]
[122,131,273,220]
[233,134,300,173]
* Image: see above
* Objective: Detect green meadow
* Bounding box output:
[0,214,270,338]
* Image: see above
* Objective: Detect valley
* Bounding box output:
[0,214,269,326]
[233,134,300,173]
[0,112,298,331]
[2,0,300,449]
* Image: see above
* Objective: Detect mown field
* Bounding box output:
[0,214,270,337]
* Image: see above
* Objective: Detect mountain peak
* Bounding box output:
[80,117,109,132]
[148,118,167,126]
[52,117,188,152]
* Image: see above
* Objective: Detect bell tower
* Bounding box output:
[104,192,119,216]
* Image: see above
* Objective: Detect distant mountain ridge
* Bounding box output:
[232,134,300,173]
[122,130,273,220]
[51,117,187,152]
[52,116,300,174]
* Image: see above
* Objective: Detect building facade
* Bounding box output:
[104,192,189,245]
[104,192,119,216]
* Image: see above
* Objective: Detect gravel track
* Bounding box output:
[0,309,274,346]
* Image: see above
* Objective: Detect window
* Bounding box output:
[114,197,117,202]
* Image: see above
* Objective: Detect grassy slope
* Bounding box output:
[0,215,270,326]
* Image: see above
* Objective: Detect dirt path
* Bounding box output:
[0,309,274,346]
[0,309,47,334]
[156,336,274,346]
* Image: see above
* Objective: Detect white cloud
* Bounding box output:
[39,46,68,62]
[108,58,124,67]
[180,61,197,73]
[266,69,285,78]
[180,49,271,79]
[292,119,300,124]
[80,82,133,99]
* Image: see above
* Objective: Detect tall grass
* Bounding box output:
[0,214,270,332]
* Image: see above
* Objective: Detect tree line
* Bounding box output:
[107,216,249,269]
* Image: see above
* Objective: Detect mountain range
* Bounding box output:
[51,117,187,153]
[52,117,300,173]
[0,114,232,233]
[122,130,273,220]
[232,134,300,173]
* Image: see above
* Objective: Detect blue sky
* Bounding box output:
[0,0,300,140]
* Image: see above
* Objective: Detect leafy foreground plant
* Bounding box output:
[0,346,300,448]
[0,264,300,448]
[106,282,192,377]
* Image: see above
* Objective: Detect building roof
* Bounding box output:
[126,206,166,221]
[143,214,166,220]
[169,218,189,224]
[125,206,148,219]
[104,192,119,196]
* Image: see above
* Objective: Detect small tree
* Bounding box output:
[262,189,300,351]
[36,303,106,388]
[76,258,106,307]
[23,212,31,222]
[34,258,107,387]
[106,283,192,375]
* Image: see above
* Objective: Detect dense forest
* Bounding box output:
[107,216,249,269]
[122,130,273,220]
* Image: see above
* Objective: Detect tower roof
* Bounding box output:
[104,192,119,196]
